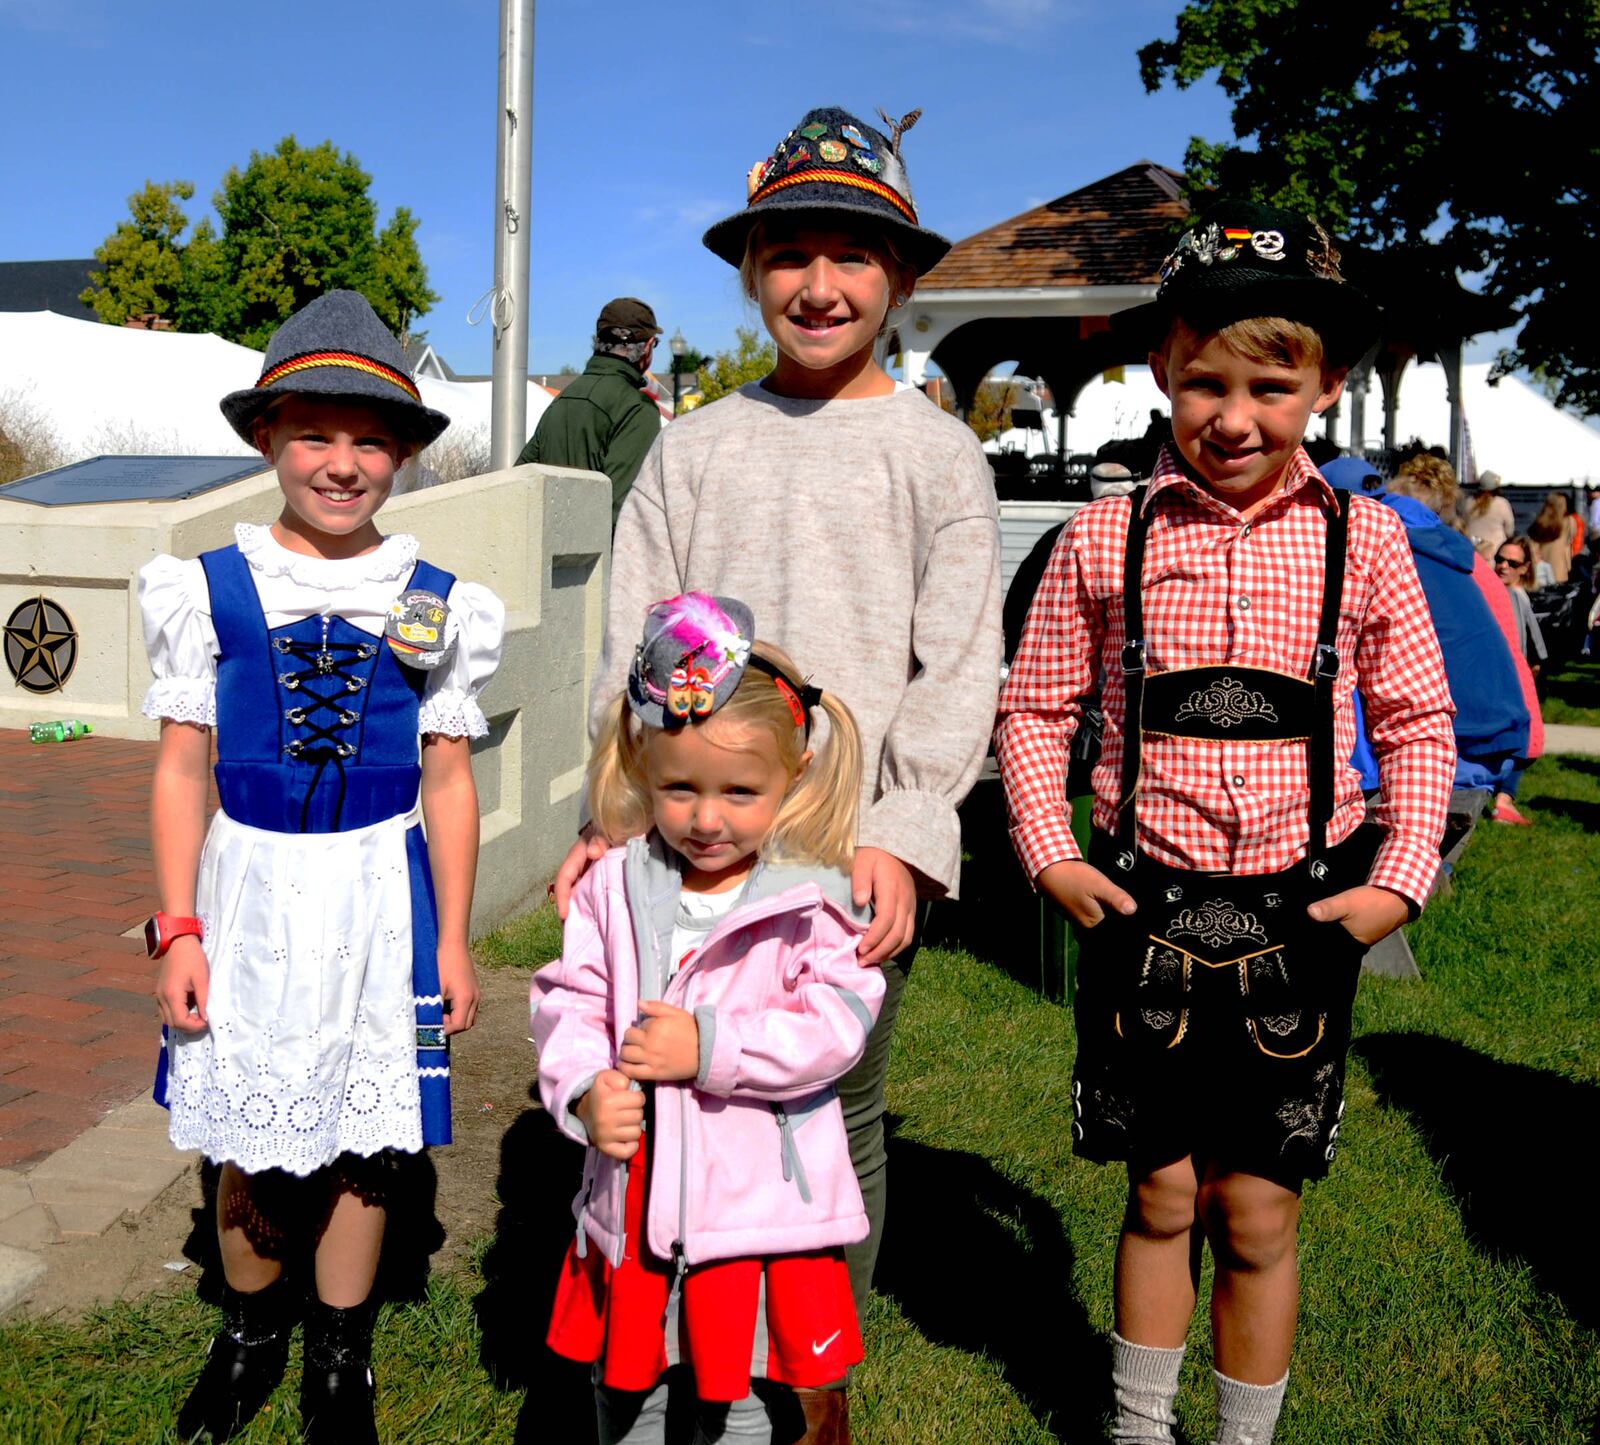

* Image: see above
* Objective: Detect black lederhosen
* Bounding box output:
[1070,486,1381,1190]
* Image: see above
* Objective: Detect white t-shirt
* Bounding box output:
[668,883,744,977]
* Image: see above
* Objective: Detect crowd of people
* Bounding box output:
[131,101,1583,1445]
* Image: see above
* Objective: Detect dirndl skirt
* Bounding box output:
[158,803,446,1176]
[547,1126,861,1401]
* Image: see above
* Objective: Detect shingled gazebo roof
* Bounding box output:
[919,162,1188,292]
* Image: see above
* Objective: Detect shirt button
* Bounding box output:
[1233,774,1246,786]
[1241,524,1252,539]
[1238,594,1251,611]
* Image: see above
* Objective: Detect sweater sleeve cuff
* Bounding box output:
[858,789,961,898]
[695,1006,742,1096]
[1010,810,1084,885]
[1366,833,1441,913]
[556,1073,598,1145]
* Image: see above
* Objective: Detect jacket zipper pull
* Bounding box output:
[772,1103,813,1203]
[661,1241,689,1325]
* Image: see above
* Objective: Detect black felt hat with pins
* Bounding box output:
[1113,200,1379,367]
[702,105,951,276]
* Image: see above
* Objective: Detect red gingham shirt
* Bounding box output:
[994,448,1457,908]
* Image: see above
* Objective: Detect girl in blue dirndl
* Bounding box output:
[139,291,503,1444]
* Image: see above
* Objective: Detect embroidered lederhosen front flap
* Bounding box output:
[1113,863,1328,1062]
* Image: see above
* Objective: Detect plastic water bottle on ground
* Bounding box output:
[29,720,92,743]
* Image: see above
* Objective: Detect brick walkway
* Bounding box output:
[0,729,169,1169]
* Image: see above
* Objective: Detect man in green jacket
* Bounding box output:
[517,297,663,527]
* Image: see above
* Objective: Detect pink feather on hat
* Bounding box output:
[653,592,750,667]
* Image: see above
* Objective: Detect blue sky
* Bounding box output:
[0,0,1513,377]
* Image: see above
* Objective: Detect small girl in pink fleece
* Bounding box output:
[531,592,884,1444]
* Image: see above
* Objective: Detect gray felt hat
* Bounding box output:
[219,290,450,447]
[703,105,951,276]
[626,593,758,729]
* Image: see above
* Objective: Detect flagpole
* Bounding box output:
[489,0,535,470]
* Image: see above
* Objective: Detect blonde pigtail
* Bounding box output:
[762,686,863,874]
[585,694,652,845]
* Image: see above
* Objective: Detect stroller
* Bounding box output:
[1530,559,1597,661]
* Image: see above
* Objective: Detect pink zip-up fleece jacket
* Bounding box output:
[530,833,885,1270]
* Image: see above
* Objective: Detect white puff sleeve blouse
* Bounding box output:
[138,525,506,738]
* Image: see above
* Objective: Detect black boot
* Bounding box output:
[300,1298,379,1445]
[176,1277,294,1442]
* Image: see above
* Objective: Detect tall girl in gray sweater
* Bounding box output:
[552,104,1001,1438]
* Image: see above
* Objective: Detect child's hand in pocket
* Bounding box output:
[619,1001,700,1082]
[1307,885,1409,946]
[1037,859,1138,930]
[155,937,209,1032]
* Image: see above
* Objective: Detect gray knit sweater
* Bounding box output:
[590,381,1003,897]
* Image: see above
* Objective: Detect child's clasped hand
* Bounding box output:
[619,1000,700,1082]
[576,1069,645,1160]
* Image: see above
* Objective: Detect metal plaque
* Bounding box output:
[0,455,265,506]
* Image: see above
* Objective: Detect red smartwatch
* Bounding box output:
[145,912,204,959]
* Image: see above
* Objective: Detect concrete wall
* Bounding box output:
[0,463,611,934]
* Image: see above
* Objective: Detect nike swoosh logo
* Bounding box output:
[811,1329,842,1356]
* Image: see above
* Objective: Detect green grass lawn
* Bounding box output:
[4,757,1598,1442]
[1542,659,1600,728]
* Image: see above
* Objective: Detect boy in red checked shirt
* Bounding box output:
[996,202,1456,1445]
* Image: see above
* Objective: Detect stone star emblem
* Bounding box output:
[4,595,79,694]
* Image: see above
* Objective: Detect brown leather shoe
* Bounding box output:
[783,1387,850,1445]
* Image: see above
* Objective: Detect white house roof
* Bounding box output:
[0,310,552,462]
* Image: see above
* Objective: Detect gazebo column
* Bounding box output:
[1375,349,1414,453]
[1346,362,1371,456]
[1438,340,1466,475]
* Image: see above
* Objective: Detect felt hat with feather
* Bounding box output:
[702,105,950,276]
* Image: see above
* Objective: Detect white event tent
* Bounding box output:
[988,361,1600,488]
[0,310,553,467]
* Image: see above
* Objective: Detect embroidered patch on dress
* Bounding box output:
[417,1025,446,1050]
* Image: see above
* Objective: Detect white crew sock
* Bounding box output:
[1212,1367,1289,1445]
[1110,1331,1185,1444]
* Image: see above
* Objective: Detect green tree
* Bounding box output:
[366,207,435,343]
[80,137,439,350]
[1140,1,1600,413]
[80,180,195,325]
[697,328,777,403]
[208,136,438,350]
